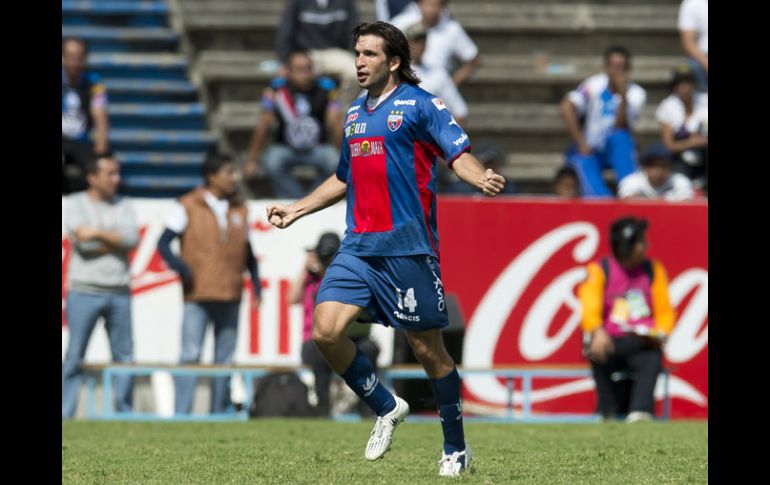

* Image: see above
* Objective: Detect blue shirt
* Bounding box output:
[335,82,471,259]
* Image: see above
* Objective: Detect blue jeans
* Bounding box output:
[686,57,708,92]
[175,301,240,414]
[566,129,638,197]
[62,290,133,418]
[263,144,339,198]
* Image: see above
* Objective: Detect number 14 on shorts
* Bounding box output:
[396,287,418,313]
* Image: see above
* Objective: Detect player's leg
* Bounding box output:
[406,329,472,476]
[103,292,134,413]
[315,252,408,460]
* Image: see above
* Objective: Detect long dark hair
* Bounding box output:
[352,21,420,85]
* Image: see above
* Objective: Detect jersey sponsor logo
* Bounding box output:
[387,110,404,132]
[393,99,416,106]
[347,105,360,113]
[452,133,469,146]
[449,116,459,127]
[345,122,367,137]
[431,97,447,111]
[345,112,359,124]
[393,310,421,323]
[349,139,384,157]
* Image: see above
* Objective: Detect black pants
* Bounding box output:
[62,139,93,194]
[590,335,663,418]
[301,337,380,417]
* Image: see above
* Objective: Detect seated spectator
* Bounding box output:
[578,217,676,422]
[375,0,415,21]
[390,0,480,87]
[276,0,361,108]
[289,232,380,417]
[62,37,109,194]
[560,45,646,197]
[553,166,580,198]
[678,0,708,92]
[617,144,694,201]
[244,51,341,198]
[656,65,708,189]
[441,141,516,195]
[406,22,468,124]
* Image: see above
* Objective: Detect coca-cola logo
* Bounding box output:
[462,222,708,407]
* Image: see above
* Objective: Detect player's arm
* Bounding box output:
[680,31,707,73]
[267,175,347,229]
[451,152,506,197]
[90,81,109,153]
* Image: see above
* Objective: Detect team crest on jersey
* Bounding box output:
[388,110,404,132]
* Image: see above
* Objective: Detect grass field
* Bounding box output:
[62,419,707,484]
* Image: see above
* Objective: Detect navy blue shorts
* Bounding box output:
[316,252,449,331]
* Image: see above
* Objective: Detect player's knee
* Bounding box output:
[312,315,343,347]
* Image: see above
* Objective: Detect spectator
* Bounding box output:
[289,232,380,417]
[678,0,708,92]
[405,22,468,124]
[442,140,515,195]
[245,51,342,199]
[62,153,138,418]
[157,154,262,415]
[656,65,708,189]
[618,144,695,201]
[560,45,646,197]
[553,166,580,198]
[62,38,109,194]
[578,217,676,422]
[276,0,360,108]
[375,0,415,21]
[390,0,480,87]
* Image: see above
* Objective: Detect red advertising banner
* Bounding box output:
[438,198,708,419]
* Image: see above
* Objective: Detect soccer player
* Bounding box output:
[266,21,506,477]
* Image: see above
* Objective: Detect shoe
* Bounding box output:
[625,411,653,423]
[438,445,472,477]
[364,396,409,460]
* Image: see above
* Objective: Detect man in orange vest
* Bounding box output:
[158,153,262,414]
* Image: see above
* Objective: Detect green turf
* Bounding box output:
[62,419,707,484]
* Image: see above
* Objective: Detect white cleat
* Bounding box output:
[438,445,472,477]
[364,396,410,461]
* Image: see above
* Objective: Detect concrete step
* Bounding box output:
[117,151,205,167]
[110,129,217,153]
[63,0,169,27]
[108,103,207,129]
[196,51,683,105]
[62,26,178,53]
[120,175,203,197]
[212,101,661,158]
[88,53,189,81]
[102,78,198,103]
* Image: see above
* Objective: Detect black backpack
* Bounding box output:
[248,372,316,418]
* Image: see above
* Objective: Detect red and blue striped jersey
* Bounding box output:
[335,83,471,259]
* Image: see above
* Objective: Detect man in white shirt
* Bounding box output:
[678,0,708,92]
[560,45,647,197]
[390,0,479,87]
[617,143,694,201]
[405,22,468,123]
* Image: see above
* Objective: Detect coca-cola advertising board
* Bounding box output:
[440,198,707,419]
[62,197,707,418]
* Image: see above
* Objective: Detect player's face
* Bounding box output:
[355,35,398,92]
[673,79,695,102]
[629,235,649,265]
[604,53,630,77]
